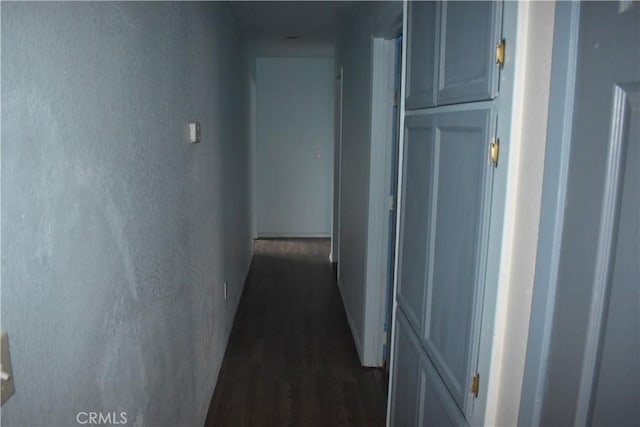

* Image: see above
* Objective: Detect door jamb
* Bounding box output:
[331,67,344,268]
[518,3,581,425]
[362,37,396,367]
[386,2,409,424]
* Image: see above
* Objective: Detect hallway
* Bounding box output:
[205,239,387,427]
[4,2,637,426]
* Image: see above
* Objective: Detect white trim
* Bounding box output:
[362,37,396,367]
[471,1,521,424]
[331,67,344,265]
[337,67,343,276]
[485,2,557,423]
[386,1,408,425]
[517,3,581,425]
[249,78,258,240]
[483,2,531,423]
[257,232,330,239]
[198,253,253,426]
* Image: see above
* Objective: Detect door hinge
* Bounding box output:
[490,138,500,167]
[387,195,395,211]
[496,39,506,67]
[471,373,480,398]
[393,89,399,107]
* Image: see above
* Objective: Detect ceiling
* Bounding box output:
[229,1,361,44]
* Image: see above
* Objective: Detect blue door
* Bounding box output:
[522,3,639,425]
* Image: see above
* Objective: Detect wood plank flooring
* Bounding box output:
[205,239,388,427]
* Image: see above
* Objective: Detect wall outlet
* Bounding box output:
[223,281,228,300]
[1,332,15,406]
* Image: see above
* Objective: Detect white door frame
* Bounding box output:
[331,68,344,266]
[518,3,580,424]
[386,3,409,423]
[361,37,397,367]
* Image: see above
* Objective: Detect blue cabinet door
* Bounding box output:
[421,109,495,416]
[397,108,495,420]
[405,1,439,109]
[391,309,469,426]
[405,1,503,109]
[418,346,468,426]
[389,311,422,427]
[437,1,502,104]
[394,2,511,424]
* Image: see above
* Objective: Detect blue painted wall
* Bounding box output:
[1,2,252,425]
[255,57,334,237]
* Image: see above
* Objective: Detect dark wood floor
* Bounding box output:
[205,239,388,427]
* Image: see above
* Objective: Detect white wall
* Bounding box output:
[335,2,400,367]
[335,3,375,363]
[1,3,252,425]
[255,57,334,237]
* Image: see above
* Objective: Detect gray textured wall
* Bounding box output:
[1,2,252,425]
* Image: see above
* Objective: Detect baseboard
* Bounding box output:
[337,278,365,365]
[257,232,331,238]
[198,255,252,426]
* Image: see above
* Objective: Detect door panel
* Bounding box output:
[392,284,475,427]
[591,84,639,427]
[405,1,439,109]
[389,312,422,427]
[419,354,468,427]
[538,3,640,425]
[422,109,494,414]
[397,115,435,331]
[437,1,501,104]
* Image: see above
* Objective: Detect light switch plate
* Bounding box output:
[1,332,15,405]
[188,121,201,143]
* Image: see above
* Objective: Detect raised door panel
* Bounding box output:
[406,1,439,109]
[422,109,494,415]
[591,84,639,427]
[419,354,468,426]
[396,114,436,331]
[437,1,502,105]
[389,311,422,427]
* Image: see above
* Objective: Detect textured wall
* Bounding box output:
[1,2,251,426]
[335,4,374,363]
[255,57,334,237]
